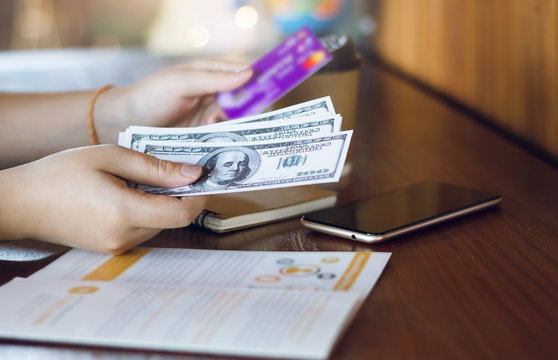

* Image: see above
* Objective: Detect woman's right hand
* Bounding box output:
[0,145,208,254]
[95,60,253,141]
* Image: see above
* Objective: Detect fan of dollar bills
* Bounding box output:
[118,96,352,196]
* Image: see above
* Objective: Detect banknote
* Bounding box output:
[122,115,342,151]
[134,131,352,196]
[117,96,336,147]
[203,96,335,128]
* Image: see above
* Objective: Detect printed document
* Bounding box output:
[0,248,390,359]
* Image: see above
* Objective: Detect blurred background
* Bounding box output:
[0,0,374,55]
[0,0,375,95]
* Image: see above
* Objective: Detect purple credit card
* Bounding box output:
[215,27,331,119]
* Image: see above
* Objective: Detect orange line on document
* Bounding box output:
[289,294,323,340]
[33,295,72,325]
[194,290,230,325]
[292,295,332,342]
[333,252,371,291]
[193,290,249,344]
[81,247,152,281]
[200,291,249,344]
[140,288,185,332]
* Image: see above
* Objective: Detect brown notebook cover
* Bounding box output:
[193,186,337,233]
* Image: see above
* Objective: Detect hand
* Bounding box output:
[0,145,208,254]
[96,60,253,142]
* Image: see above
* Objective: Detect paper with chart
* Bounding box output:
[0,249,390,359]
[29,247,391,295]
[0,278,359,359]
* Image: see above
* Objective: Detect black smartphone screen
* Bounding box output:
[301,181,501,239]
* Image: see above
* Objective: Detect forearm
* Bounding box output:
[0,89,128,168]
[0,166,33,240]
[0,60,252,170]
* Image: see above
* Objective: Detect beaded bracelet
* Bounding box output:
[87,85,114,145]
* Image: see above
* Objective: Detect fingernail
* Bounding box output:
[234,66,251,74]
[180,164,201,179]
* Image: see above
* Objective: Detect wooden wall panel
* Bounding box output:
[369,0,558,161]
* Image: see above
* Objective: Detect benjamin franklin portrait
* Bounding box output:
[189,146,261,192]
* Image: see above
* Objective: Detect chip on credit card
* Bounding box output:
[215,27,331,120]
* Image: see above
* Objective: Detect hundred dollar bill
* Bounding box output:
[118,131,126,147]
[117,96,336,147]
[134,130,352,196]
[122,115,342,151]
[204,95,336,128]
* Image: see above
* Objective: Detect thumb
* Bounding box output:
[96,145,202,188]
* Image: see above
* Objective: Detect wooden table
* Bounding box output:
[1,59,557,359]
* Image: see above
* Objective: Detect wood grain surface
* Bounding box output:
[1,60,558,359]
[369,0,558,163]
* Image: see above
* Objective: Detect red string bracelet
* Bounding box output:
[87,85,114,145]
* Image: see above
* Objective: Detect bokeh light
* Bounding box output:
[186,24,210,48]
[234,5,258,29]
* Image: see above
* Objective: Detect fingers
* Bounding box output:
[126,193,209,230]
[174,96,227,127]
[91,145,202,188]
[91,145,209,228]
[89,145,209,235]
[178,67,253,96]
[161,60,253,97]
[179,59,250,73]
[96,193,208,255]
[200,95,227,122]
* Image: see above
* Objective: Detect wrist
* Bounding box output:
[0,167,35,240]
[91,85,131,144]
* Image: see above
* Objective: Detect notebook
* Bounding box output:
[194,186,337,232]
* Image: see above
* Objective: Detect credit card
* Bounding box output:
[215,27,331,119]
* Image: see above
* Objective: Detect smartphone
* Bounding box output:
[300,181,502,243]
